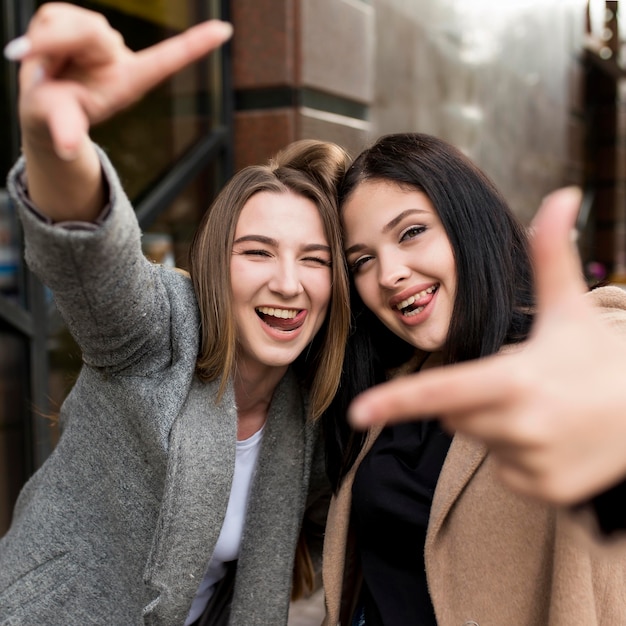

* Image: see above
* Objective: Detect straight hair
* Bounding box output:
[188,140,351,420]
[324,133,535,489]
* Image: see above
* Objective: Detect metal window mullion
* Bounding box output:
[0,293,33,336]
[26,270,51,469]
[135,126,229,229]
[219,0,234,185]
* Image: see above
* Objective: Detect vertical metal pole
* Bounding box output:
[3,0,52,472]
[220,0,235,184]
[27,272,52,469]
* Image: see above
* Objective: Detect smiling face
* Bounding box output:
[230,190,332,377]
[342,180,456,354]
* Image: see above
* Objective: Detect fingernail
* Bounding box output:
[541,186,582,208]
[214,21,234,40]
[560,186,583,206]
[4,35,31,61]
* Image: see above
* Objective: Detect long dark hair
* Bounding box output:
[323,133,535,490]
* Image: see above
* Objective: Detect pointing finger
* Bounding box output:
[130,20,233,96]
[348,354,514,428]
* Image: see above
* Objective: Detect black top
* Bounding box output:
[587,479,626,535]
[351,421,452,625]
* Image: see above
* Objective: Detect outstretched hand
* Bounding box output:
[5,2,233,160]
[348,187,626,505]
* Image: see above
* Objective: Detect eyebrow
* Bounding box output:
[234,235,276,246]
[233,235,331,253]
[344,208,429,256]
[382,209,429,233]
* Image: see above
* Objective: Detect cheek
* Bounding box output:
[231,259,268,286]
[428,240,456,293]
[230,260,260,304]
[353,275,379,309]
[319,272,333,305]
[444,256,457,299]
[309,270,333,310]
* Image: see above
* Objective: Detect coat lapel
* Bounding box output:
[323,425,486,625]
[229,369,313,625]
[143,376,238,625]
[426,433,487,547]
[322,425,383,625]
[420,351,489,547]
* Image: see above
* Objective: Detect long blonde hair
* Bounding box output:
[188,140,350,420]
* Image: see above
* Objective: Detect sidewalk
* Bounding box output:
[288,588,325,626]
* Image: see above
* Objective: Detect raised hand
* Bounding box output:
[348,187,626,505]
[4,2,232,220]
[5,2,232,159]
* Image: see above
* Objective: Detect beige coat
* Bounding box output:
[323,286,626,626]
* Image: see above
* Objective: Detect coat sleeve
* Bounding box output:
[568,286,626,539]
[7,146,174,375]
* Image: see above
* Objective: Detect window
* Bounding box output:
[0,0,232,534]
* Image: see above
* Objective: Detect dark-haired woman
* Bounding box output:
[0,5,350,624]
[321,132,626,625]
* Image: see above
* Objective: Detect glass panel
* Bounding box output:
[0,329,29,536]
[0,190,20,303]
[143,160,220,271]
[0,0,227,527]
[0,15,11,185]
[76,0,224,202]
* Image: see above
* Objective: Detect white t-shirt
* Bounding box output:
[184,426,264,625]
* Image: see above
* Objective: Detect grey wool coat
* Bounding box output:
[0,151,329,625]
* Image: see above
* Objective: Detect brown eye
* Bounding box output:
[349,255,372,273]
[400,225,426,241]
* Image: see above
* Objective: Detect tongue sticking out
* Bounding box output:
[258,310,305,331]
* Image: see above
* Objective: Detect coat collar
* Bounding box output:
[143,369,316,625]
[230,370,317,624]
[426,432,487,548]
[323,427,487,626]
[143,375,238,623]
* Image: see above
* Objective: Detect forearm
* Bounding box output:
[9,147,173,373]
[21,132,105,223]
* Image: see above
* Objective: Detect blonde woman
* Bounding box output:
[0,5,349,624]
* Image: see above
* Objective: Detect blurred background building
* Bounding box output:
[0,0,622,535]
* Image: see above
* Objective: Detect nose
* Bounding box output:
[268,258,304,298]
[378,249,410,289]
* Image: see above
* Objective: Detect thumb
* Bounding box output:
[48,97,89,160]
[530,187,587,317]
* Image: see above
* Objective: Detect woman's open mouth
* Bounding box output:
[395,284,439,317]
[256,306,306,331]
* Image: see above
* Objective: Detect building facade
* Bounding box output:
[1,0,623,533]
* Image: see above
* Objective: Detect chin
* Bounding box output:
[260,351,302,368]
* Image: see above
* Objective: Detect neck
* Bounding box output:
[233,363,288,440]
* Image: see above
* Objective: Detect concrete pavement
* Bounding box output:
[288,588,325,626]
